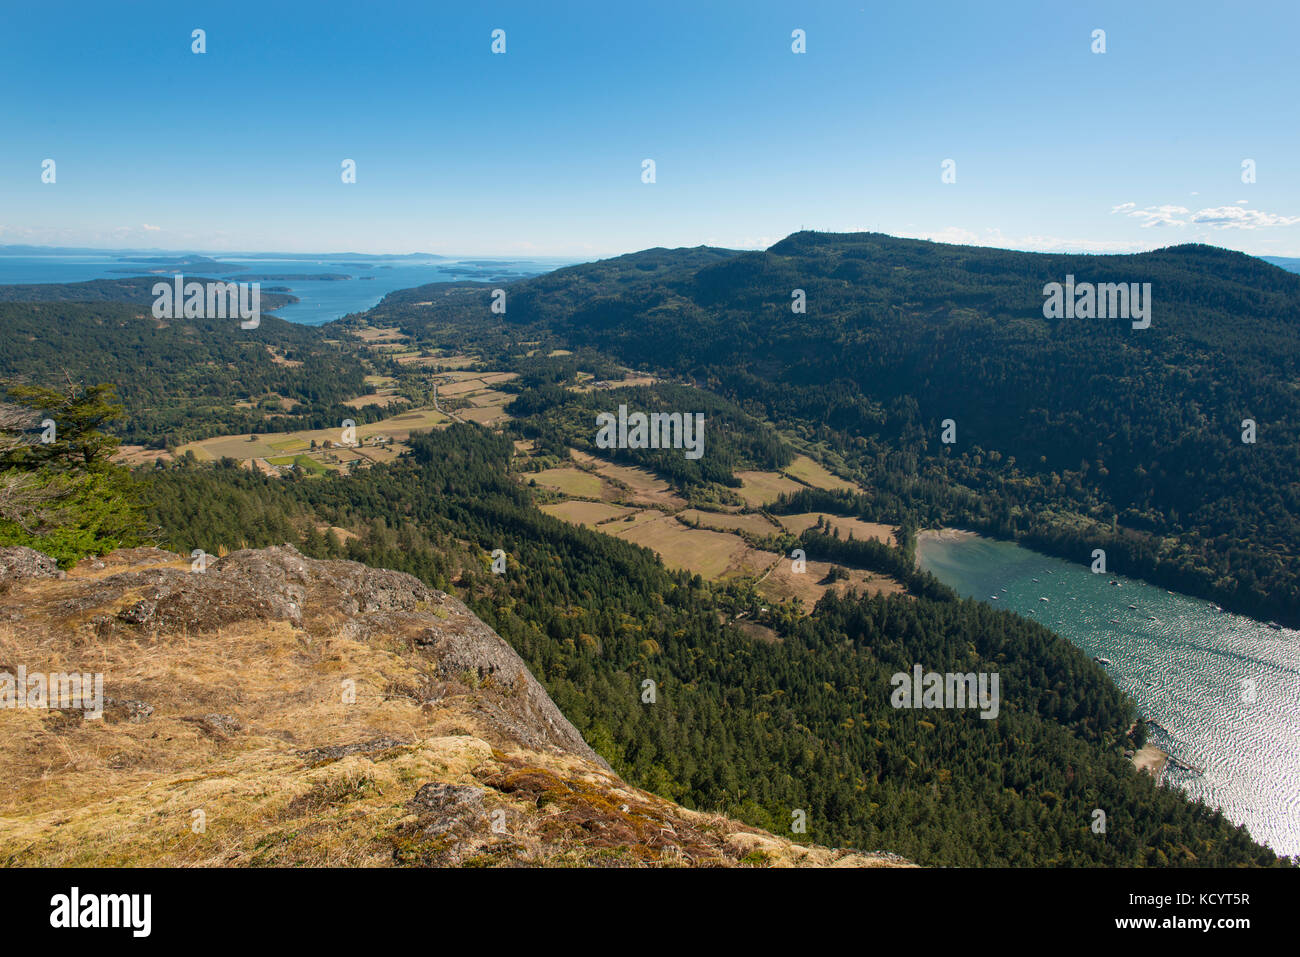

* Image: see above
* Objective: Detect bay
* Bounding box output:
[917,530,1300,858]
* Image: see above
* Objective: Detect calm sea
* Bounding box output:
[917,531,1300,858]
[0,254,572,325]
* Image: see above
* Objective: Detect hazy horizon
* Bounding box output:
[4,0,1299,258]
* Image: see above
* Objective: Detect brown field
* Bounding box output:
[734,470,803,507]
[343,392,404,409]
[438,377,496,396]
[540,501,637,527]
[351,326,407,342]
[760,556,905,609]
[732,620,781,644]
[466,389,512,408]
[776,513,899,545]
[615,514,778,580]
[112,445,174,467]
[570,449,686,509]
[569,374,658,393]
[176,407,448,462]
[601,508,664,535]
[457,404,508,425]
[783,455,857,492]
[529,467,607,499]
[678,509,781,537]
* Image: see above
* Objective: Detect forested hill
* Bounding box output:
[372,232,1300,625]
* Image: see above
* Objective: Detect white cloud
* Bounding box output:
[1111,202,1300,230]
[1190,205,1300,228]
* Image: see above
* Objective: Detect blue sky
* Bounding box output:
[2,0,1298,257]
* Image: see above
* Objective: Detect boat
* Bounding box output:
[1128,604,1137,609]
[1031,578,1039,583]
[1039,597,1049,603]
[1268,622,1283,630]
[1147,615,1158,621]
[990,595,998,600]
[1109,619,1121,624]
[1094,656,1111,665]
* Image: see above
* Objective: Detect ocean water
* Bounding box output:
[0,253,572,325]
[917,531,1300,858]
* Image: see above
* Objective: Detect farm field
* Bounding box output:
[782,454,857,492]
[734,470,803,506]
[614,513,778,580]
[539,501,637,527]
[176,406,448,463]
[529,467,607,499]
[569,449,686,508]
[760,556,905,607]
[678,508,781,537]
[776,513,899,544]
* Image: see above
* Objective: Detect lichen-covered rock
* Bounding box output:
[0,546,64,588]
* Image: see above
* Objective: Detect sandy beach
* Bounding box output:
[914,528,979,567]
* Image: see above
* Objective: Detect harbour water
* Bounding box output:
[0,253,571,325]
[917,530,1300,858]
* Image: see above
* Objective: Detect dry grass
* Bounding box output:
[782,455,857,492]
[0,548,911,868]
[776,513,899,545]
[734,470,804,507]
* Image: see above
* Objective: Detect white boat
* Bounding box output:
[1094,656,1111,665]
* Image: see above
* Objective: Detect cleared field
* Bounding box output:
[617,514,778,580]
[351,326,407,342]
[734,470,803,507]
[783,454,857,492]
[438,378,495,396]
[467,389,512,407]
[540,501,636,527]
[776,513,899,545]
[570,449,686,508]
[458,404,508,425]
[760,556,905,609]
[177,407,448,461]
[678,508,781,537]
[569,374,658,393]
[601,508,663,534]
[529,467,606,498]
[343,392,404,409]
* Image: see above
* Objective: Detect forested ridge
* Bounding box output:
[0,299,370,445]
[378,232,1300,625]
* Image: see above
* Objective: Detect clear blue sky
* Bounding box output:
[3,0,1298,257]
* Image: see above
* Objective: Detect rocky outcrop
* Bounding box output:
[0,545,909,868]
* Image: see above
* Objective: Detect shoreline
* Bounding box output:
[1130,743,1170,783]
[914,527,979,569]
